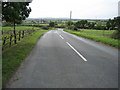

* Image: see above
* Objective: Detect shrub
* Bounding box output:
[41,26,49,30]
[111,30,120,40]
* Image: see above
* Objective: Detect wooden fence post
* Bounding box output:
[18,31,21,41]
[9,35,12,46]
[14,34,17,44]
[3,37,7,45]
[13,30,17,44]
[22,30,24,38]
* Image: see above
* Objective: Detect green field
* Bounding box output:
[2,26,41,39]
[64,29,119,48]
[79,29,115,37]
[2,30,49,87]
[2,26,40,31]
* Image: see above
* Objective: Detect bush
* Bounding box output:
[41,26,49,30]
[94,26,106,30]
[111,30,120,40]
[55,25,65,28]
[73,27,78,31]
[49,22,55,27]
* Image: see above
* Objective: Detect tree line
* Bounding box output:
[68,17,120,30]
[49,17,120,31]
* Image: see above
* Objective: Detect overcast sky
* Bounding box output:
[28,0,119,19]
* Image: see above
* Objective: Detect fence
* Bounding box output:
[2,29,39,50]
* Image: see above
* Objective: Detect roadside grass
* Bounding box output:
[2,26,40,31]
[80,29,115,38]
[2,30,49,87]
[64,29,119,48]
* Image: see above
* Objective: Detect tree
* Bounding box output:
[75,21,81,28]
[49,21,55,27]
[114,16,120,30]
[106,19,116,30]
[75,20,88,29]
[86,22,96,29]
[2,2,31,44]
[112,16,120,39]
[66,21,73,26]
[95,22,103,30]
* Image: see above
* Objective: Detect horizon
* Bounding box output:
[27,17,110,20]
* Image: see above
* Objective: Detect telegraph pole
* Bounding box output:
[118,1,120,16]
[70,11,72,21]
[70,11,72,29]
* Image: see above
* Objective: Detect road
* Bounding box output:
[7,29,118,88]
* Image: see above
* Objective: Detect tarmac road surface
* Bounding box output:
[7,29,118,88]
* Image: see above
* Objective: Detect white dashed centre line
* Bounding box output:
[66,42,87,62]
[59,35,64,39]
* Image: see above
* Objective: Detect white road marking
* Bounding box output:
[56,31,64,39]
[66,42,87,62]
[59,35,64,39]
[56,32,59,35]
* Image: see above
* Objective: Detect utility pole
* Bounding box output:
[70,11,72,29]
[118,1,120,16]
[70,11,72,21]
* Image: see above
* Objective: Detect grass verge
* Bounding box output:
[2,30,49,87]
[64,29,120,48]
